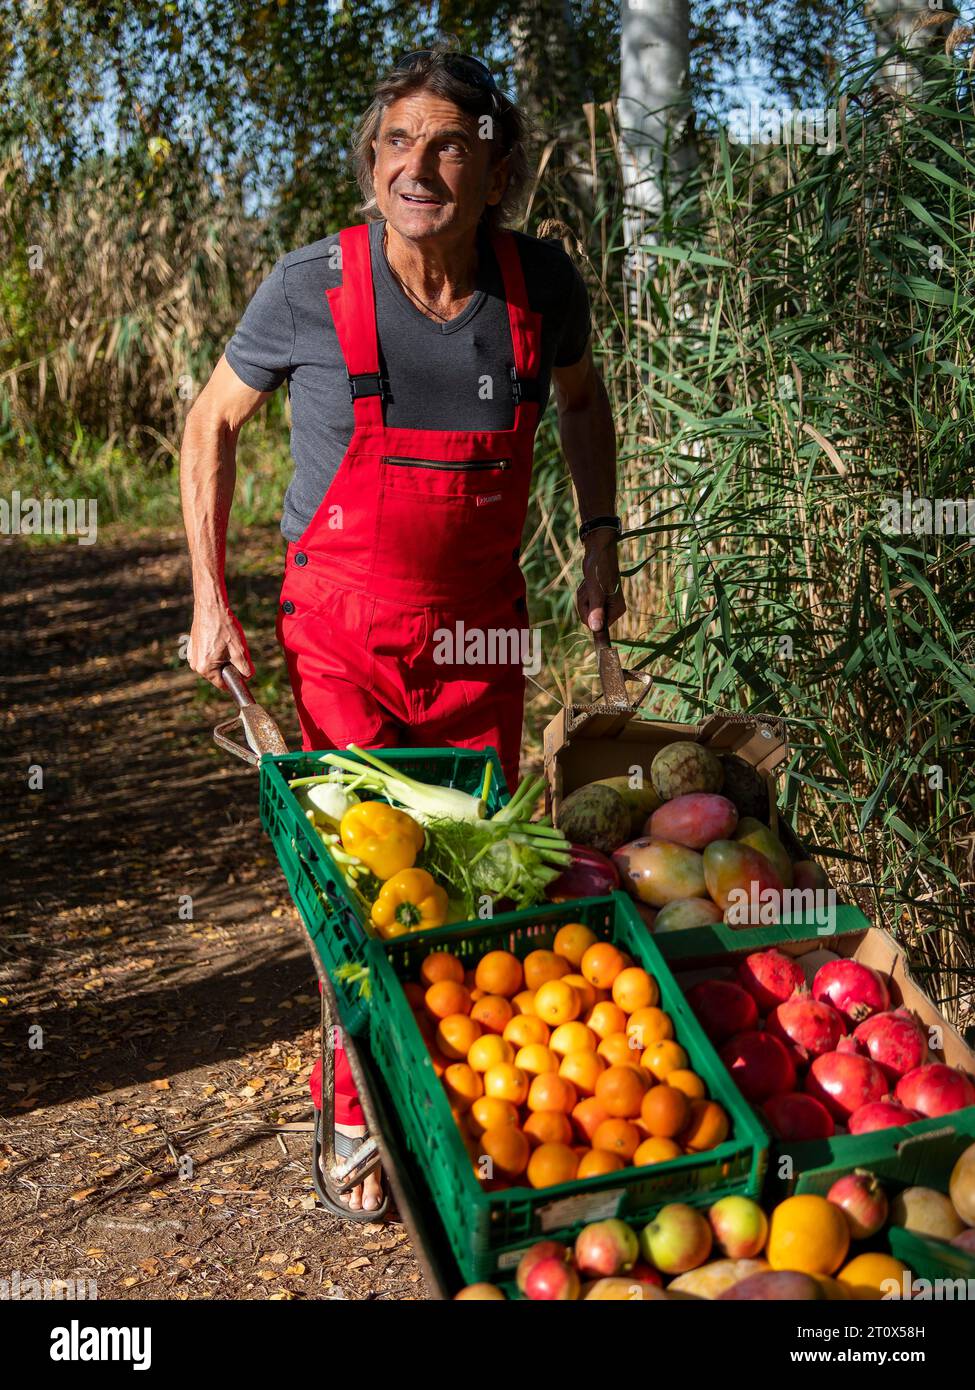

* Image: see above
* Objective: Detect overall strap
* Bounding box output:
[325,224,385,429]
[491,230,543,421]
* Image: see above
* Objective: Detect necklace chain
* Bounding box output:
[382,228,475,323]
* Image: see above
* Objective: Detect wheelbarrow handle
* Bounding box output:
[221,663,255,709]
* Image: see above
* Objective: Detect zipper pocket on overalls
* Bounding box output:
[382,456,510,471]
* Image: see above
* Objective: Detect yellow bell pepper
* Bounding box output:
[339,802,424,881]
[370,868,449,937]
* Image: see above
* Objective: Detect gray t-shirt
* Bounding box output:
[224,219,591,542]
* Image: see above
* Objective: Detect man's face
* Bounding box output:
[371,89,508,244]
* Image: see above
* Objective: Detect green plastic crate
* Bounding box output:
[779,1115,975,1201]
[888,1225,975,1291]
[652,903,874,962]
[259,746,508,1035]
[366,893,768,1285]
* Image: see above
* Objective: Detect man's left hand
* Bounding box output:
[576,531,626,634]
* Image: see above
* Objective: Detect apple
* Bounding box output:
[574,1218,639,1277]
[515,1239,568,1295]
[708,1195,769,1258]
[640,1203,712,1274]
[454,1283,506,1299]
[524,1256,581,1301]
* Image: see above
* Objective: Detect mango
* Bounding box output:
[703,840,783,913]
[734,817,794,888]
[650,741,723,801]
[556,784,630,855]
[793,860,828,892]
[593,776,662,837]
[613,838,708,908]
[649,793,738,850]
[718,754,769,822]
[653,898,724,933]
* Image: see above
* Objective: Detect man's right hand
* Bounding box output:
[188,601,254,690]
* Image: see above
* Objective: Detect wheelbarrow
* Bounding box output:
[214,664,462,1298]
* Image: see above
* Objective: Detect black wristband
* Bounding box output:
[579,514,621,542]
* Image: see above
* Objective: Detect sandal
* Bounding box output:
[311,1113,390,1223]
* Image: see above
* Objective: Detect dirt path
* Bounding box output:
[0,528,423,1300]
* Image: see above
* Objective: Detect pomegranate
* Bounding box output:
[767,996,846,1066]
[895,1063,975,1119]
[827,1170,889,1239]
[737,949,805,1013]
[847,1100,923,1134]
[852,1008,928,1082]
[719,1030,796,1102]
[812,958,889,1025]
[685,979,759,1044]
[804,1051,888,1122]
[761,1091,836,1141]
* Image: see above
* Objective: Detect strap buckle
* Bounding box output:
[509,365,540,406]
[347,371,389,402]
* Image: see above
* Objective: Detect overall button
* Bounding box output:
[282,600,296,615]
[294,551,308,566]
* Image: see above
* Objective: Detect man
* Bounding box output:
[181,49,624,1219]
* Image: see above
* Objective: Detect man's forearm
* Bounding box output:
[557,373,617,524]
[180,409,238,607]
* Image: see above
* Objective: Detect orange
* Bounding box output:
[837,1253,911,1300]
[595,1064,650,1119]
[633,1136,682,1166]
[577,1148,625,1179]
[523,1110,573,1148]
[592,1118,641,1160]
[667,1068,707,1100]
[526,1142,579,1189]
[470,994,513,1035]
[413,1009,435,1045]
[428,1049,449,1078]
[558,1049,606,1097]
[571,1097,609,1144]
[587,1001,628,1040]
[640,1039,689,1081]
[767,1194,850,1276]
[470,988,485,1003]
[580,942,625,989]
[527,1073,578,1114]
[511,990,537,1017]
[467,1034,515,1073]
[612,967,659,1013]
[403,981,426,1010]
[474,950,523,999]
[443,1063,483,1111]
[678,1098,729,1152]
[597,1031,641,1068]
[425,980,472,1020]
[640,1084,691,1139]
[553,921,598,966]
[533,979,580,1026]
[502,1014,549,1048]
[515,1043,559,1077]
[436,1013,483,1060]
[483,1063,529,1106]
[549,1022,597,1056]
[561,974,597,1015]
[478,1125,530,1181]
[523,949,571,991]
[469,1096,519,1136]
[421,952,465,987]
[625,1006,673,1050]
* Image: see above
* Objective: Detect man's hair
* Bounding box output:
[352,47,530,233]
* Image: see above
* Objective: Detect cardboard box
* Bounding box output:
[665,924,975,1196]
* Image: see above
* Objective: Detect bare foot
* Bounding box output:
[331,1121,385,1213]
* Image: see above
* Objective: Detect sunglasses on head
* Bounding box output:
[392,50,501,97]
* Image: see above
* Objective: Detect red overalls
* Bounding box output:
[283,222,543,1125]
